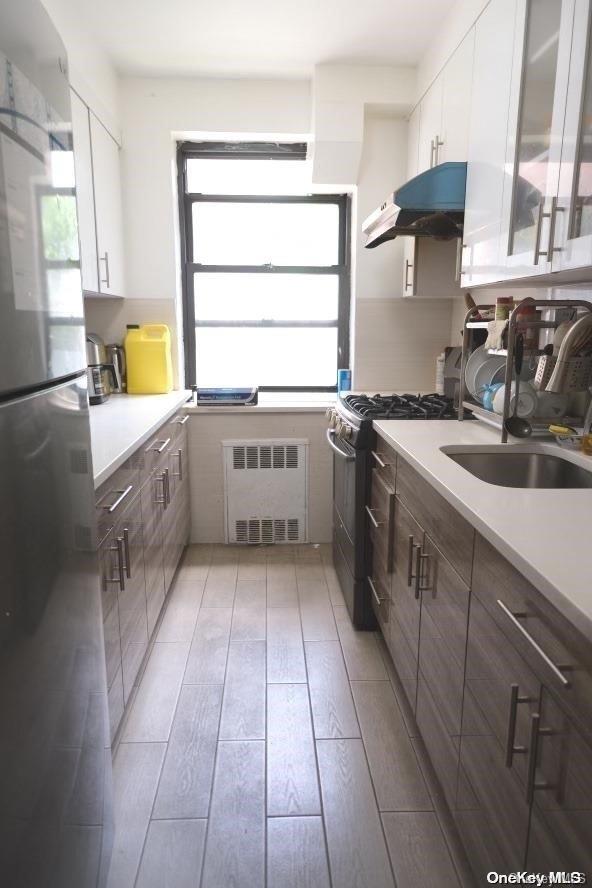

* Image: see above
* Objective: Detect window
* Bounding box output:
[177,141,350,391]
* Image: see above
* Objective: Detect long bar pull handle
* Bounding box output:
[99,251,110,288]
[505,683,531,767]
[371,450,392,469]
[107,538,125,591]
[414,545,423,599]
[173,415,189,425]
[525,713,553,804]
[547,196,564,257]
[172,449,183,481]
[164,468,170,506]
[404,259,413,291]
[155,472,167,505]
[407,535,415,586]
[455,239,465,282]
[434,135,444,166]
[102,484,133,513]
[365,505,383,529]
[534,199,551,265]
[496,599,572,689]
[150,437,171,454]
[122,528,131,579]
[368,577,385,607]
[430,139,436,168]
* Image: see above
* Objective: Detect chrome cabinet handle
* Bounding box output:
[430,139,436,168]
[371,450,392,469]
[368,576,385,607]
[505,683,532,768]
[102,484,133,513]
[122,527,131,579]
[407,535,415,586]
[533,199,551,265]
[155,472,167,505]
[107,537,125,591]
[404,259,413,291]
[164,468,170,506]
[525,712,553,804]
[173,415,189,425]
[149,437,171,454]
[365,505,383,529]
[455,239,465,282]
[496,599,572,689]
[434,135,444,166]
[414,546,425,600]
[99,251,110,288]
[547,196,564,257]
[172,449,183,481]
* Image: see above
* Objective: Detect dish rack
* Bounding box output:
[458,297,592,442]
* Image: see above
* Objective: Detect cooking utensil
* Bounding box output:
[504,334,532,438]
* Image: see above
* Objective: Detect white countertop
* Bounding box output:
[373,419,592,641]
[90,391,191,488]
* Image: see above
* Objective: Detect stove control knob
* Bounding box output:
[341,424,353,441]
[326,409,337,429]
[334,418,343,435]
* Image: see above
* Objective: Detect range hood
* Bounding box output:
[362,162,467,248]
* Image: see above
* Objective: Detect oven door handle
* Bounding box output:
[326,428,355,460]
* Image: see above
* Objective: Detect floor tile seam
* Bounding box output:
[129,741,168,888]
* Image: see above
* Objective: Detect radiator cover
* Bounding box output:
[223,439,308,544]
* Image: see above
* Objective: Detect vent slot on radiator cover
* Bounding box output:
[224,439,308,544]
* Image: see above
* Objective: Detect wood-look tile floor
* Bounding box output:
[107,543,473,888]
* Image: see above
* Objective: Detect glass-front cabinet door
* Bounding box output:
[555,0,592,271]
[501,0,576,279]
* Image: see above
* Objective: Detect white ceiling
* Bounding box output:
[75,0,456,78]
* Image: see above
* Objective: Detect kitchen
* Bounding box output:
[1,0,592,886]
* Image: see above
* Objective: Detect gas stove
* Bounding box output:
[327,392,458,450]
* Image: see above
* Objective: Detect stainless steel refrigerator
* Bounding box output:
[0,1,113,885]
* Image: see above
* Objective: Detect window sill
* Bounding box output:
[184,391,335,414]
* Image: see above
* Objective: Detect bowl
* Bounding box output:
[492,382,537,418]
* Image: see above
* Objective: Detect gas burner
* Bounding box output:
[342,392,457,422]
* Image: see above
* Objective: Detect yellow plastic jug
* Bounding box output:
[125,324,173,394]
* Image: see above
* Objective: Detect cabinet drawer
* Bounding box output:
[368,571,389,629]
[95,457,139,542]
[370,439,397,488]
[472,534,592,732]
[396,455,474,584]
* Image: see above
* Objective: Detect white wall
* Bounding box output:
[187,412,332,543]
[352,113,454,390]
[119,76,311,303]
[40,0,120,133]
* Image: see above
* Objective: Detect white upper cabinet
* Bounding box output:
[71,90,99,293]
[440,30,475,164]
[555,0,592,271]
[461,0,518,287]
[417,77,443,172]
[90,112,126,298]
[501,0,576,280]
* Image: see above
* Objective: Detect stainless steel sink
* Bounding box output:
[443,449,592,489]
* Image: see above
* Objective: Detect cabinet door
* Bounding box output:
[502,0,576,279]
[462,0,519,287]
[388,497,423,712]
[141,469,166,636]
[70,90,99,292]
[99,530,124,740]
[417,77,443,172]
[416,535,470,807]
[115,493,148,703]
[90,112,125,297]
[440,29,475,164]
[555,0,592,271]
[456,595,540,881]
[526,688,592,876]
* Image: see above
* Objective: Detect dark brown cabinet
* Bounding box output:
[369,436,592,883]
[95,409,190,739]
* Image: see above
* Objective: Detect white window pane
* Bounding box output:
[195,327,337,387]
[186,157,312,195]
[194,273,338,322]
[192,202,339,266]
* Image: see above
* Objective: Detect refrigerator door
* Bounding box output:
[0,375,113,888]
[0,0,86,399]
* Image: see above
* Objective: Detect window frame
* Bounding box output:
[177,141,351,392]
